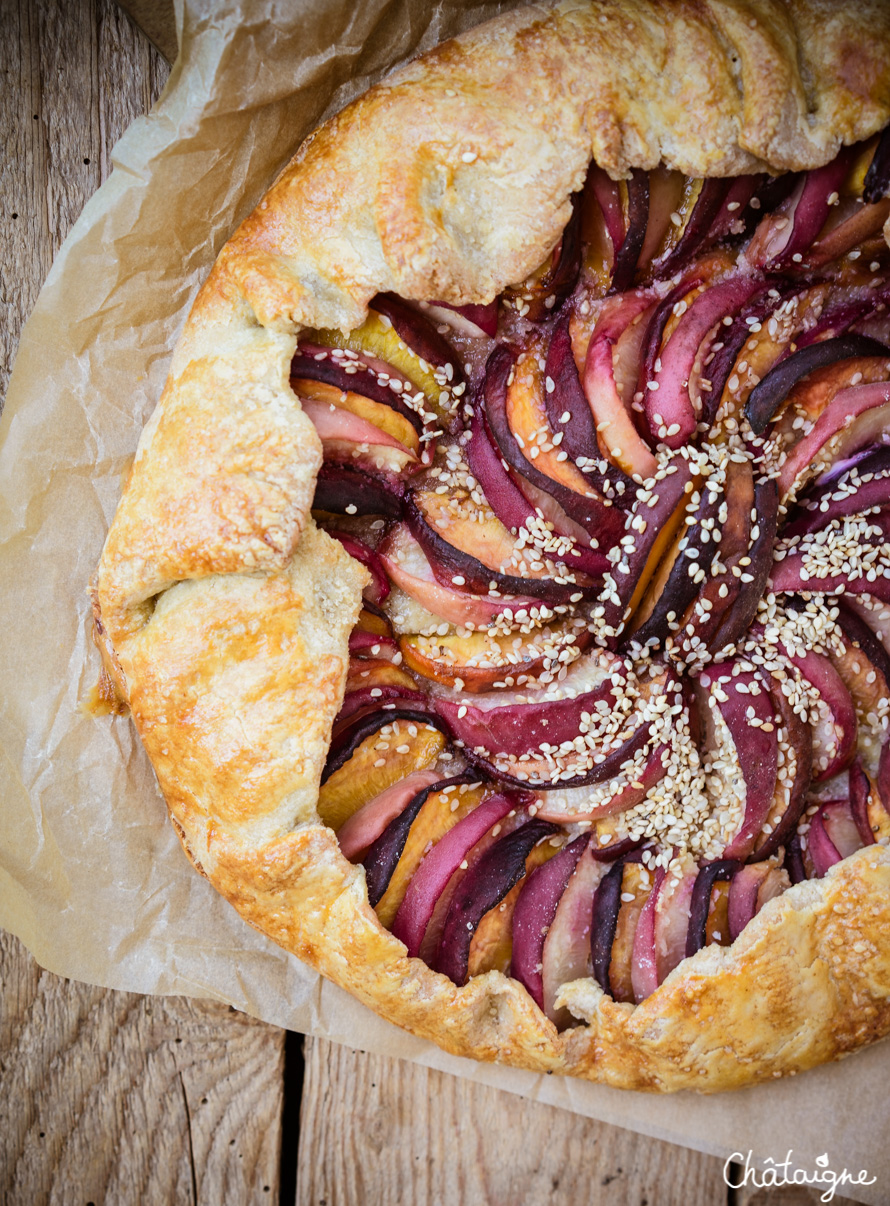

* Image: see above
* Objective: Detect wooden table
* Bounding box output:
[0,3,855,1202]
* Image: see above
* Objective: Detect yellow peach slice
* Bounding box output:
[374,782,489,929]
[317,721,446,832]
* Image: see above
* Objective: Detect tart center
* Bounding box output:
[300,130,890,1014]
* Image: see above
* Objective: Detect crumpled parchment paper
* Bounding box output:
[1,2,887,1198]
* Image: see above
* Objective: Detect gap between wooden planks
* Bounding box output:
[0,2,862,1204]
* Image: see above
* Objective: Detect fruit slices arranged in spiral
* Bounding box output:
[298,127,890,1019]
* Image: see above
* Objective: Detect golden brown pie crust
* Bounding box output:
[95,0,890,1091]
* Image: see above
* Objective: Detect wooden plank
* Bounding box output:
[0,0,167,402]
[1,3,288,1203]
[0,931,285,1205]
[296,1035,729,1206]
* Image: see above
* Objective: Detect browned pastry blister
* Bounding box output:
[95,0,890,1091]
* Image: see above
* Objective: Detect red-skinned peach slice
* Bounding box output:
[398,622,591,694]
[608,862,652,1003]
[785,448,890,538]
[466,836,562,978]
[545,310,616,474]
[347,630,399,659]
[326,708,444,779]
[361,771,474,908]
[317,717,447,832]
[776,380,890,502]
[728,864,789,941]
[806,197,890,268]
[653,856,697,983]
[533,743,669,823]
[765,351,890,444]
[783,645,857,782]
[627,473,723,649]
[391,794,519,958]
[435,819,558,985]
[419,806,532,967]
[292,376,422,454]
[636,166,686,276]
[706,175,762,245]
[465,409,608,580]
[584,165,623,274]
[630,866,666,1003]
[685,860,740,957]
[484,344,628,538]
[511,833,590,1010]
[371,293,466,392]
[590,857,625,996]
[372,778,489,928]
[313,463,405,518]
[422,299,498,339]
[541,843,609,1025]
[337,769,444,862]
[301,398,420,475]
[407,486,595,601]
[653,178,730,278]
[611,170,649,294]
[307,311,456,427]
[713,283,830,424]
[291,345,429,420]
[598,455,695,641]
[644,274,764,449]
[583,290,658,479]
[711,476,779,653]
[344,657,415,698]
[676,456,754,657]
[434,649,625,759]
[809,800,863,876]
[378,524,543,629]
[747,677,813,862]
[848,759,877,848]
[699,665,779,860]
[746,150,854,269]
[354,606,393,638]
[329,531,390,605]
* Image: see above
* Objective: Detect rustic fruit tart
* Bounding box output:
[95,2,890,1090]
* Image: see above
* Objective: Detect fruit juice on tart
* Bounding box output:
[93,1,890,1091]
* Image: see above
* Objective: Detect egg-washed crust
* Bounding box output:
[95,0,890,1091]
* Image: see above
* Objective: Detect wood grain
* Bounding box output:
[1,3,286,1203]
[1,3,869,1205]
[0,931,284,1205]
[0,0,167,403]
[296,1036,729,1206]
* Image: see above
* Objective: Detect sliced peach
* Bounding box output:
[317,720,446,832]
[374,781,490,929]
[308,311,453,424]
[583,291,658,480]
[399,623,590,693]
[345,657,416,697]
[623,471,698,629]
[409,481,594,597]
[608,862,651,1004]
[714,283,830,428]
[291,376,421,454]
[466,837,562,977]
[636,165,686,275]
[354,607,393,638]
[705,879,732,947]
[506,349,602,497]
[769,355,890,442]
